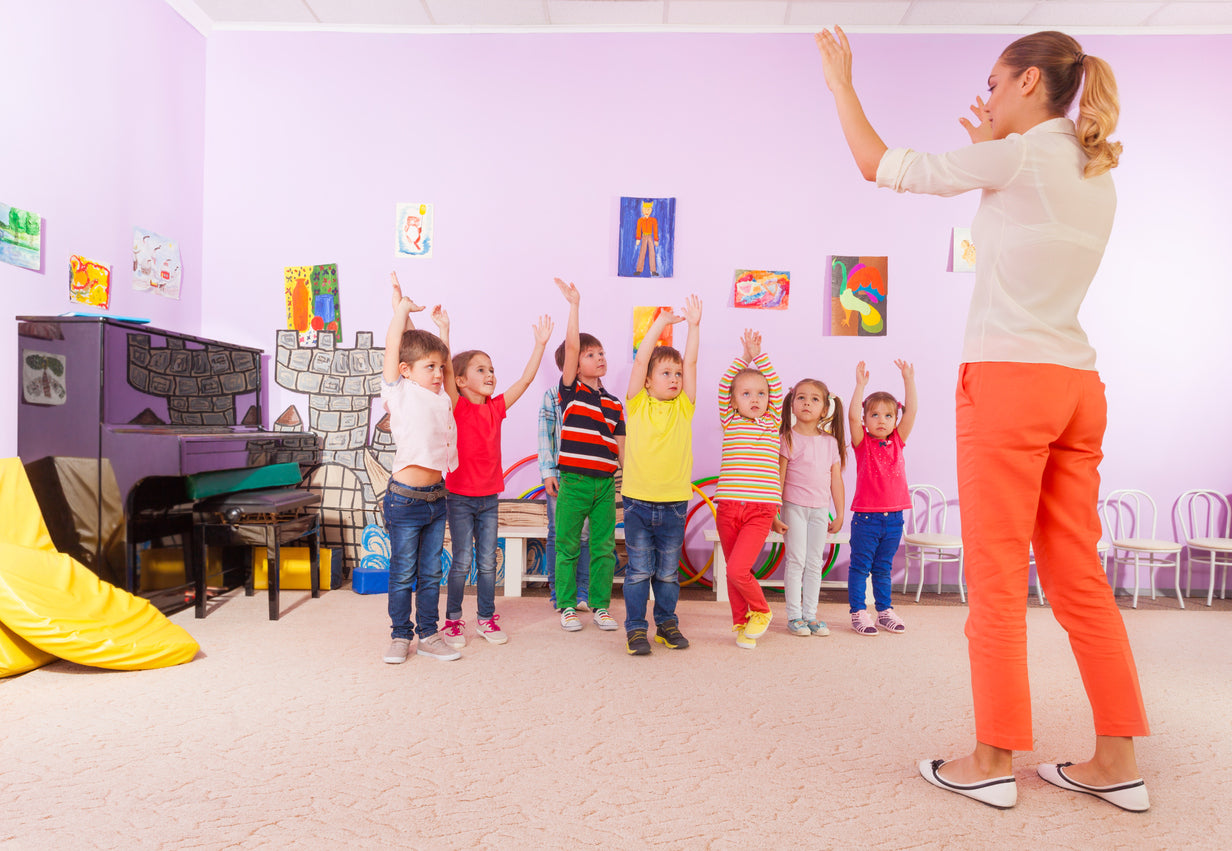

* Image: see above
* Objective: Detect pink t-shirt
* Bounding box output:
[445,393,508,497]
[851,428,910,512]
[779,431,842,510]
[381,377,458,476]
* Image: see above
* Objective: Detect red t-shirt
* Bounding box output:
[445,394,508,497]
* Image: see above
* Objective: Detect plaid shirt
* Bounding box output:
[537,386,562,481]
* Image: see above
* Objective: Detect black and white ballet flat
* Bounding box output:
[919,759,1017,809]
[1036,762,1150,812]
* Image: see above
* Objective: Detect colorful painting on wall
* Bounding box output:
[1,201,41,271]
[284,263,341,346]
[618,196,675,278]
[733,269,790,310]
[829,255,888,336]
[632,306,674,358]
[22,350,67,405]
[131,227,183,299]
[950,227,976,273]
[68,255,111,308]
[396,202,434,257]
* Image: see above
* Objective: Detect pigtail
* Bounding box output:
[826,395,848,471]
[780,386,795,452]
[1077,54,1122,177]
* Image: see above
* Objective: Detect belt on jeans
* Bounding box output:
[388,480,447,502]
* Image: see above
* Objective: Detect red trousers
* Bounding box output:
[956,362,1149,751]
[717,500,776,624]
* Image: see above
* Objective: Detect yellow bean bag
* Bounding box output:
[0,457,56,552]
[0,621,55,678]
[0,542,199,671]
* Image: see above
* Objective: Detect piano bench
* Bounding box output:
[192,487,322,620]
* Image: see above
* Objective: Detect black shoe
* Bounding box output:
[626,629,652,656]
[654,620,689,649]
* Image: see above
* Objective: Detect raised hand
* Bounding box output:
[959,95,994,144]
[533,314,555,346]
[894,358,915,381]
[553,277,580,305]
[684,294,703,326]
[658,307,687,326]
[430,305,449,334]
[814,27,854,94]
[855,360,869,386]
[390,271,425,313]
[741,328,762,361]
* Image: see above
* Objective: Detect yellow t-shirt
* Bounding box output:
[621,389,694,503]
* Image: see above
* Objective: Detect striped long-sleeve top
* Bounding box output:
[716,352,784,503]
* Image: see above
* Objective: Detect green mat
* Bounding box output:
[185,463,303,500]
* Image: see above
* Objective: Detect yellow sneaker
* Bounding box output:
[735,625,757,650]
[744,610,773,639]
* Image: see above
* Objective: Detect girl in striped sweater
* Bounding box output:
[716,329,783,649]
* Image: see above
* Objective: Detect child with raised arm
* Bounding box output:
[441,315,555,649]
[552,278,625,633]
[778,378,847,637]
[621,296,702,656]
[380,272,461,664]
[846,359,917,636]
[716,329,784,649]
[538,354,591,612]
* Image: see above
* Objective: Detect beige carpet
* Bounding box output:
[2,585,1229,850]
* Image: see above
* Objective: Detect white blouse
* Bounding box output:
[381,377,458,476]
[877,117,1115,370]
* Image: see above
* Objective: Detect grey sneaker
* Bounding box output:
[383,637,411,664]
[416,633,462,661]
[593,608,619,631]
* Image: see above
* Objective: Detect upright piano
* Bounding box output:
[16,316,318,604]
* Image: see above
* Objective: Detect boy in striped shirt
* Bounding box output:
[716,329,783,649]
[552,277,625,632]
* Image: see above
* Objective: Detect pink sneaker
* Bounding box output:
[441,619,466,649]
[851,610,878,636]
[476,614,508,645]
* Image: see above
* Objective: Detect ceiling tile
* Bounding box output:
[548,0,667,26]
[1147,0,1232,26]
[308,0,435,26]
[666,0,791,25]
[424,0,549,26]
[1018,1,1166,27]
[898,1,1039,26]
[786,2,913,26]
[191,0,320,24]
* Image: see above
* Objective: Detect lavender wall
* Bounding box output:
[198,30,1231,588]
[0,0,206,454]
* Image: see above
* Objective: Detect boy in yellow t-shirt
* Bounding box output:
[621,295,702,655]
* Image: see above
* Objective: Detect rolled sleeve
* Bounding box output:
[876,139,1024,197]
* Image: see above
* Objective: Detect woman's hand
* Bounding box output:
[960,96,995,144]
[814,27,854,94]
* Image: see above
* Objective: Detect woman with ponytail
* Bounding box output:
[815,29,1149,812]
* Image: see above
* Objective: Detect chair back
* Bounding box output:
[1174,489,1232,542]
[907,484,952,536]
[1103,488,1160,540]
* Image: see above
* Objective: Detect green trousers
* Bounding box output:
[554,471,616,610]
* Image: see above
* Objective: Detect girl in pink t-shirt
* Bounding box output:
[778,378,847,638]
[846,359,917,636]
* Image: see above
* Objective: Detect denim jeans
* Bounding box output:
[546,490,590,607]
[621,497,687,632]
[848,510,904,613]
[445,493,498,621]
[384,485,447,639]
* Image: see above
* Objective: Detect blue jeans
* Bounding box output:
[848,510,903,613]
[384,485,447,639]
[445,493,498,620]
[546,491,589,606]
[621,496,687,632]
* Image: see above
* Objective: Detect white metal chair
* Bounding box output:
[903,484,965,603]
[1103,489,1183,608]
[1174,489,1232,607]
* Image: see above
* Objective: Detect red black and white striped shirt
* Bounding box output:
[558,378,625,477]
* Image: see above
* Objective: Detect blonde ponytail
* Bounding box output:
[1076,54,1122,177]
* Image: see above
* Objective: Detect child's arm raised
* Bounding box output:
[717,330,754,425]
[383,272,426,383]
[895,358,918,442]
[505,315,555,409]
[627,307,684,400]
[682,295,702,404]
[554,277,581,387]
[431,305,458,406]
[849,360,868,448]
[828,461,846,533]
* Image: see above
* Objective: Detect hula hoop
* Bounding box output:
[518,485,546,500]
[677,482,718,588]
[502,454,538,484]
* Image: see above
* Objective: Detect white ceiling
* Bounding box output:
[169,0,1232,33]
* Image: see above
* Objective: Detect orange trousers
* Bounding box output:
[956,362,1149,752]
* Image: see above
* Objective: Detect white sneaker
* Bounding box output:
[593,608,619,631]
[441,619,467,649]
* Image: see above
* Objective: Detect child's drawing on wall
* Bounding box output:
[131,227,182,299]
[618,196,675,278]
[395,202,434,257]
